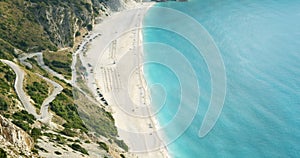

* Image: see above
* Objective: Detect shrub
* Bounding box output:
[0,148,7,158]
[120,154,126,158]
[75,31,81,37]
[54,151,62,155]
[31,128,42,141]
[55,135,66,145]
[12,120,31,132]
[68,143,88,155]
[0,98,8,111]
[12,110,35,124]
[60,128,77,137]
[97,141,109,152]
[87,24,93,31]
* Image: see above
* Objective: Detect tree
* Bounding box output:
[0,148,7,158]
[87,24,93,31]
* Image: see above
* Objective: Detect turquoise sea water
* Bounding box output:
[143,0,300,157]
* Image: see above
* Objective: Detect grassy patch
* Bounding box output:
[113,138,128,152]
[43,50,72,79]
[74,92,118,138]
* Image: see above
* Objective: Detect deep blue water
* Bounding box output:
[143,0,300,157]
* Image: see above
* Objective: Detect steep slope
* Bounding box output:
[0,0,138,157]
[0,115,34,157]
[0,0,126,53]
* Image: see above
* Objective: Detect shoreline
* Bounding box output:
[80,1,170,157]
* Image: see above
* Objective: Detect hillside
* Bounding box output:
[0,0,136,157]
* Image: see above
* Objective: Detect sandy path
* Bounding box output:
[80,2,170,158]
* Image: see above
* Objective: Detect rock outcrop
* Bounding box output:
[0,115,34,157]
[28,0,138,49]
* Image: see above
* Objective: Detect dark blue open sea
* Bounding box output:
[143,0,300,157]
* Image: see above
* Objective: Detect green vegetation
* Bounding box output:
[113,138,128,152]
[0,0,105,53]
[0,98,8,111]
[0,148,7,158]
[68,143,88,155]
[43,50,72,79]
[75,31,81,37]
[43,133,67,145]
[87,24,93,31]
[54,151,62,155]
[11,110,35,132]
[31,148,38,154]
[12,120,31,132]
[0,62,16,114]
[50,93,87,132]
[75,139,81,143]
[0,39,16,60]
[59,128,77,137]
[97,141,109,152]
[25,81,49,108]
[0,0,131,156]
[12,110,35,124]
[0,1,57,52]
[30,128,42,141]
[76,99,118,138]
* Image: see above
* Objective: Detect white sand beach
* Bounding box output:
[80,1,169,158]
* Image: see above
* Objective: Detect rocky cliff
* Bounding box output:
[0,0,136,54]
[0,115,34,157]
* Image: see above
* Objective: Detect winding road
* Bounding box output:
[19,52,71,84]
[1,32,103,125]
[0,59,63,123]
[1,59,39,118]
[36,74,63,123]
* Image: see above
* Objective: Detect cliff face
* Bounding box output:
[31,0,136,48]
[0,0,135,54]
[31,4,76,48]
[28,0,98,48]
[0,115,34,157]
